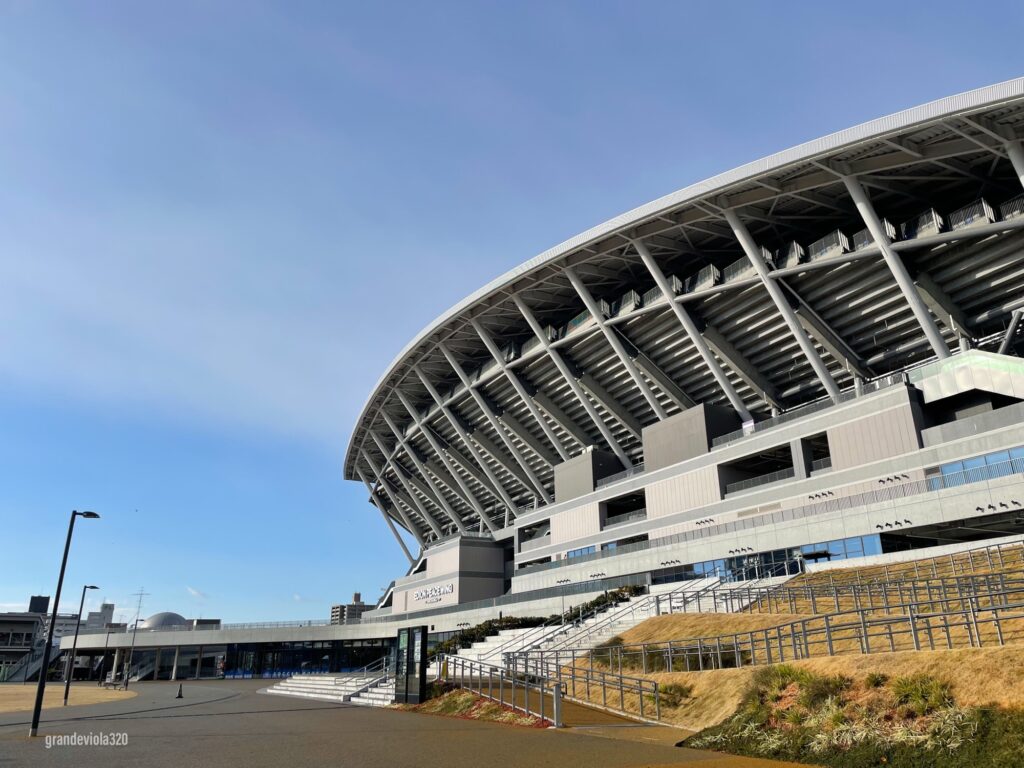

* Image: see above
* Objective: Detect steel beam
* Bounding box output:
[413,366,507,532]
[564,265,667,419]
[471,318,572,462]
[632,239,752,422]
[999,309,1023,355]
[361,451,435,542]
[611,326,696,410]
[438,342,552,503]
[376,419,469,535]
[577,372,643,439]
[495,409,558,468]
[395,390,500,531]
[724,209,843,402]
[702,325,782,410]
[513,295,631,470]
[914,271,972,339]
[841,176,951,360]
[780,283,873,380]
[380,410,485,515]
[368,431,449,538]
[1005,140,1024,189]
[355,467,416,564]
[531,389,595,448]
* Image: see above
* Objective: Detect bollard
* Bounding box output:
[551,683,563,728]
[176,683,183,699]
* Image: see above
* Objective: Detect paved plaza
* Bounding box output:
[0,680,802,768]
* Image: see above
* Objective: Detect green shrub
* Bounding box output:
[891,674,953,717]
[659,682,694,708]
[798,674,852,709]
[864,671,889,689]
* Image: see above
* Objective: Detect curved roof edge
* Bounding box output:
[343,76,1024,477]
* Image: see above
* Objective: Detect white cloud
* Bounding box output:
[186,586,208,599]
[292,593,302,602]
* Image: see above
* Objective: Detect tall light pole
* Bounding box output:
[63,585,98,706]
[29,510,100,737]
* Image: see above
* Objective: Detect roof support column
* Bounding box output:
[355,467,415,564]
[512,295,631,470]
[633,239,752,423]
[470,318,571,462]
[841,176,951,360]
[394,391,495,530]
[437,343,552,504]
[412,366,506,532]
[376,419,469,535]
[360,452,429,545]
[724,209,843,402]
[1005,140,1024,190]
[564,266,667,420]
[368,432,450,538]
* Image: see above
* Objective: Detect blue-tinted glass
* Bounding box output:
[940,461,964,476]
[986,450,1011,466]
[963,456,986,471]
[1010,446,1024,460]
[863,535,882,555]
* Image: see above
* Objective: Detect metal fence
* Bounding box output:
[437,654,566,727]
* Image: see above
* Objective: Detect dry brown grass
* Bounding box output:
[568,644,1024,732]
[0,685,136,713]
[791,542,1024,589]
[615,612,804,645]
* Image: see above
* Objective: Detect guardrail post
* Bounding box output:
[552,683,563,727]
[908,609,920,651]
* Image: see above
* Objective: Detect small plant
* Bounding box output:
[864,671,889,689]
[658,682,694,708]
[891,674,953,717]
[796,673,851,709]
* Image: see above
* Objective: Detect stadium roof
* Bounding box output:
[344,77,1024,546]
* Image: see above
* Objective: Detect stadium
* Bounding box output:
[346,78,1024,616]
[53,78,1024,691]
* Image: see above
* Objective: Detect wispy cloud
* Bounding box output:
[292,593,302,602]
[186,586,208,599]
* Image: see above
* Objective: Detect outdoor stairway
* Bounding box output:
[262,674,382,703]
[348,679,396,707]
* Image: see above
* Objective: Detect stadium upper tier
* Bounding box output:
[344,78,1024,546]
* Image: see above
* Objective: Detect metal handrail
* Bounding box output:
[522,577,1024,676]
[437,653,566,727]
[509,651,660,722]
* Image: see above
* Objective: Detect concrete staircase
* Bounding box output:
[262,674,383,704]
[348,679,396,707]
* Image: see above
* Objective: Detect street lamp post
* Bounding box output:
[29,510,100,737]
[63,585,99,706]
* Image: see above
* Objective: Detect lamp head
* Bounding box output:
[77,510,100,519]
[85,585,99,590]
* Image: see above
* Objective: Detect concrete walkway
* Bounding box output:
[0,680,807,768]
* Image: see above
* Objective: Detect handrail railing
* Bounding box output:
[554,583,1024,676]
[508,652,660,722]
[437,654,566,727]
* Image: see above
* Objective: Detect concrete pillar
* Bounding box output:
[842,176,950,361]
[112,648,121,681]
[791,438,812,480]
[170,647,179,681]
[195,646,203,679]
[725,209,842,402]
[152,648,160,681]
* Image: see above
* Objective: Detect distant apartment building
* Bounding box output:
[330,593,369,624]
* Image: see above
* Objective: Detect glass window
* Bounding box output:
[1010,446,1024,461]
[863,535,882,556]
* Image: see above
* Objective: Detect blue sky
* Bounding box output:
[1,2,1022,623]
